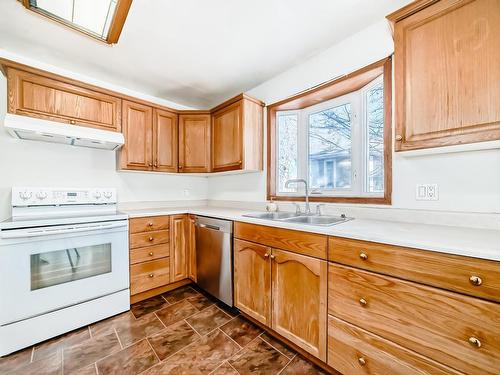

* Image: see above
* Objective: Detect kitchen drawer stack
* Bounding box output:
[129,216,171,298]
[327,237,500,374]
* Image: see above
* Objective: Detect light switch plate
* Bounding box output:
[415,184,439,201]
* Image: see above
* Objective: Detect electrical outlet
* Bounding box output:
[182,189,190,197]
[415,184,439,201]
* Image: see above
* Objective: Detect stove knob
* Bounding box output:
[19,191,33,200]
[93,191,102,200]
[103,191,113,199]
[36,191,48,200]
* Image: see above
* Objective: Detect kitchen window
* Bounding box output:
[268,57,391,204]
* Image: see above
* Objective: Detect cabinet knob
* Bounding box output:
[149,237,154,241]
[148,163,153,167]
[264,253,269,258]
[70,120,76,125]
[358,357,366,366]
[395,135,403,141]
[238,160,242,164]
[359,298,367,307]
[154,163,158,168]
[359,252,368,261]
[149,252,154,256]
[179,165,183,169]
[149,273,154,278]
[469,275,482,286]
[148,222,154,227]
[468,337,481,348]
[270,254,276,260]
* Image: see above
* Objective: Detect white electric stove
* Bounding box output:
[0,187,130,356]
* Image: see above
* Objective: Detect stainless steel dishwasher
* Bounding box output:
[194,216,233,306]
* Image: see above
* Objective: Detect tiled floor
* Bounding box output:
[0,286,329,374]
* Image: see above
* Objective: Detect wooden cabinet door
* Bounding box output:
[271,248,327,361]
[178,114,211,173]
[120,100,153,170]
[153,109,178,172]
[212,102,242,172]
[170,214,188,282]
[393,0,500,151]
[234,239,271,326]
[187,214,197,282]
[7,68,121,131]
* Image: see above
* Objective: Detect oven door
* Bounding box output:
[0,220,129,326]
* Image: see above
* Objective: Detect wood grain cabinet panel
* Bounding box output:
[329,236,500,303]
[211,95,264,172]
[130,230,169,249]
[153,108,178,172]
[7,68,121,131]
[120,100,153,170]
[234,239,272,326]
[187,214,197,282]
[130,258,170,295]
[391,0,500,151]
[328,315,461,375]
[234,222,327,259]
[130,216,170,234]
[271,249,327,361]
[170,214,188,282]
[178,114,211,173]
[328,264,500,374]
[130,243,170,265]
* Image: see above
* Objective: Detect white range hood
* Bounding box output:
[3,114,124,151]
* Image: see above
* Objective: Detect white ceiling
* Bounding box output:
[0,0,411,108]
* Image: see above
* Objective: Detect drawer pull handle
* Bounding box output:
[149,252,154,256]
[149,274,154,278]
[359,252,368,261]
[469,275,482,286]
[149,237,154,241]
[468,337,481,348]
[264,253,269,258]
[358,357,366,366]
[359,298,367,307]
[148,222,154,227]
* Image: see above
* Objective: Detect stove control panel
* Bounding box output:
[12,188,117,206]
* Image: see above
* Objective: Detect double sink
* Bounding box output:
[242,211,352,227]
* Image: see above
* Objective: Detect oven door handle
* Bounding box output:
[0,221,128,239]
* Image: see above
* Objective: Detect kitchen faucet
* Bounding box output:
[285,179,311,215]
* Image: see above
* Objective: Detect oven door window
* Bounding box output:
[31,244,112,290]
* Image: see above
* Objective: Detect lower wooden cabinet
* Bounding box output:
[234,239,272,326]
[130,258,170,295]
[187,214,197,282]
[170,214,189,282]
[328,316,460,375]
[233,238,327,361]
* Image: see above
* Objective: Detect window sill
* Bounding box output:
[269,195,391,205]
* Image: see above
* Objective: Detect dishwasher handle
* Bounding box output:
[195,222,221,231]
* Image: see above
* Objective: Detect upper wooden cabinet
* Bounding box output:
[120,101,154,171]
[389,0,500,151]
[153,109,178,173]
[211,95,264,172]
[178,114,211,173]
[7,67,121,131]
[120,101,178,172]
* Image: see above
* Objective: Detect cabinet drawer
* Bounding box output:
[130,216,170,234]
[130,230,169,249]
[328,264,500,374]
[328,315,461,375]
[234,222,327,259]
[329,236,500,303]
[130,258,170,295]
[130,243,170,265]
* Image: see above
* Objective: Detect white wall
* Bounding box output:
[208,21,500,214]
[0,70,208,221]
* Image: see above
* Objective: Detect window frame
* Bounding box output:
[267,57,392,205]
[20,0,133,44]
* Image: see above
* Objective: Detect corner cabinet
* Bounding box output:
[211,95,264,172]
[119,101,178,172]
[178,114,211,173]
[389,0,500,151]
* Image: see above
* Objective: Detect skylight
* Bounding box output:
[21,0,132,44]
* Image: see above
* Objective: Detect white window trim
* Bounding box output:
[275,75,384,198]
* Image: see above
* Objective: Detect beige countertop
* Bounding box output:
[122,206,500,262]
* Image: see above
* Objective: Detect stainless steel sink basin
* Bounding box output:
[242,212,298,220]
[281,215,350,226]
[242,212,352,226]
